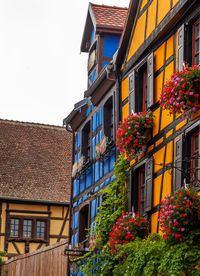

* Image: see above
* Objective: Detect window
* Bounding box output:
[9,217,47,240]
[103,97,113,142]
[78,204,89,247]
[128,53,154,115]
[135,66,147,112]
[10,218,19,237]
[127,158,153,214]
[23,220,32,237]
[36,221,46,239]
[190,130,200,186]
[82,121,91,161]
[192,18,200,66]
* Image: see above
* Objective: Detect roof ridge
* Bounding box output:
[90,3,128,10]
[0,118,65,130]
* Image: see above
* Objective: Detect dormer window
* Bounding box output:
[81,121,91,162]
[88,42,97,73]
[103,96,113,142]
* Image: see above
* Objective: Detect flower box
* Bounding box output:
[95,136,108,160]
[116,111,153,159]
[159,64,200,115]
[159,186,200,244]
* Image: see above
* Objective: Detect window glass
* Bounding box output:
[10,219,19,237]
[36,221,45,239]
[23,220,32,237]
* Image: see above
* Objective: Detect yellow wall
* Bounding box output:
[125,0,180,64]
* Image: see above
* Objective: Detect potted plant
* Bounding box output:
[159,186,200,244]
[159,64,200,115]
[109,212,148,256]
[116,111,153,159]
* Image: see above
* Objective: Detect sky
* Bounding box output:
[0,0,130,126]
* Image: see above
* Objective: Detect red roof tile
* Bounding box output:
[91,3,128,29]
[0,120,72,203]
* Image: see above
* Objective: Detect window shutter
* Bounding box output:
[145,157,153,212]
[147,52,154,108]
[177,24,185,71]
[129,71,135,115]
[126,170,132,212]
[174,135,183,191]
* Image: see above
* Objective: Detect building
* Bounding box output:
[116,0,199,232]
[0,119,72,259]
[63,2,128,271]
[64,0,199,274]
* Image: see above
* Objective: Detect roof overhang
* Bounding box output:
[63,99,88,132]
[84,63,115,106]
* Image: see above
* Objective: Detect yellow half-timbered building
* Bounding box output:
[116,0,200,233]
[0,120,72,260]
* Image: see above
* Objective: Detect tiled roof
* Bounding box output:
[0,119,72,203]
[91,3,128,29]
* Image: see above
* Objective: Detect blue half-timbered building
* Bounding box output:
[63,3,128,275]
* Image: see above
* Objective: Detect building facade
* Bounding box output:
[63,3,128,273]
[64,0,199,274]
[116,0,199,233]
[0,119,72,260]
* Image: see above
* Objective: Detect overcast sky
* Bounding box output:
[0,0,130,126]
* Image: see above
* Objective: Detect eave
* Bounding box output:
[84,63,115,106]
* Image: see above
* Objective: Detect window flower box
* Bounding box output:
[116,111,153,159]
[159,186,200,244]
[109,212,149,256]
[95,135,108,160]
[159,64,200,115]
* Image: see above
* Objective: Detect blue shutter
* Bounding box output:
[75,154,78,163]
[93,113,97,133]
[75,135,78,151]
[95,161,99,183]
[75,232,78,245]
[78,198,83,205]
[75,212,79,229]
[73,179,79,198]
[92,136,96,160]
[91,199,96,218]
[100,129,103,141]
[83,194,88,201]
[99,107,103,126]
[78,151,81,161]
[100,182,105,189]
[100,160,103,179]
[73,202,77,208]
[96,197,99,214]
[72,214,75,230]
[100,195,103,206]
[106,178,110,186]
[110,147,116,171]
[86,166,92,188]
[104,153,110,175]
[71,234,75,247]
[96,133,100,144]
[80,173,85,193]
[93,164,95,183]
[111,175,116,182]
[78,132,81,148]
[96,111,99,129]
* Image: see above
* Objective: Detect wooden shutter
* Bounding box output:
[145,157,153,212]
[177,24,185,71]
[147,52,154,108]
[129,71,135,115]
[126,169,132,212]
[174,135,183,191]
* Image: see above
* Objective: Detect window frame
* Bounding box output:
[190,129,200,186]
[10,218,20,238]
[192,17,200,66]
[36,220,47,239]
[22,219,33,238]
[9,217,47,240]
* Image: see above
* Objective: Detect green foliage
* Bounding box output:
[78,155,129,274]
